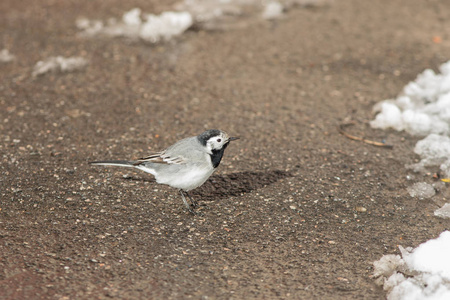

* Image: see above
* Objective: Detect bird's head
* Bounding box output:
[197,129,239,153]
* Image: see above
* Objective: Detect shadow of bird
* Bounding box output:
[122,170,292,201]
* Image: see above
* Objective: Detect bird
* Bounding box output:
[89,129,239,214]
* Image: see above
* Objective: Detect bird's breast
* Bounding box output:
[154,164,215,191]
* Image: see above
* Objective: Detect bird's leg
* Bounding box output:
[185,191,199,208]
[179,190,195,214]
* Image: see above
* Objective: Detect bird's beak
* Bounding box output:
[228,136,240,141]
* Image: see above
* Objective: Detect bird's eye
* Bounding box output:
[217,138,222,143]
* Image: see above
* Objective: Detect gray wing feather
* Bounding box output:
[135,136,204,166]
[91,136,208,170]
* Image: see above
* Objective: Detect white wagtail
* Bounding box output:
[89,129,239,213]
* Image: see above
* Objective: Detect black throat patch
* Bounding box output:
[210,142,229,168]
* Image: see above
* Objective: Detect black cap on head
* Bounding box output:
[197,129,222,146]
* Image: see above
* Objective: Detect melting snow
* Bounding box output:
[0,49,15,63]
[371,60,450,217]
[434,203,450,219]
[371,61,450,136]
[262,1,284,20]
[76,1,328,39]
[407,182,436,199]
[371,61,450,297]
[32,56,88,77]
[77,8,193,43]
[374,231,450,300]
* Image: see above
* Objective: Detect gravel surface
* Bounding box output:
[1,0,450,299]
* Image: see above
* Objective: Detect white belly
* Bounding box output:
[154,165,215,191]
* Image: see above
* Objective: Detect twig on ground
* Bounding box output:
[338,122,393,149]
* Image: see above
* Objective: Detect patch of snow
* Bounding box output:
[32,56,88,77]
[408,134,450,177]
[434,203,450,219]
[140,12,193,43]
[371,60,450,297]
[371,61,450,136]
[371,102,404,131]
[406,182,435,199]
[123,8,142,26]
[374,231,450,300]
[262,1,284,20]
[77,1,330,39]
[75,18,104,36]
[373,254,406,279]
[175,0,243,26]
[0,49,15,63]
[77,8,193,43]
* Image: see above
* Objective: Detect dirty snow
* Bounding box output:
[407,182,436,199]
[76,1,327,39]
[77,8,193,43]
[371,60,450,298]
[371,61,450,136]
[408,134,450,177]
[262,1,284,20]
[374,231,450,300]
[32,56,88,77]
[371,60,450,218]
[0,49,15,63]
[434,203,450,219]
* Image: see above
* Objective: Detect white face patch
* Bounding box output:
[206,132,229,152]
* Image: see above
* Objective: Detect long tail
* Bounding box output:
[89,160,136,168]
[89,160,156,176]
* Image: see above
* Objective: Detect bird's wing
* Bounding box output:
[133,151,187,165]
